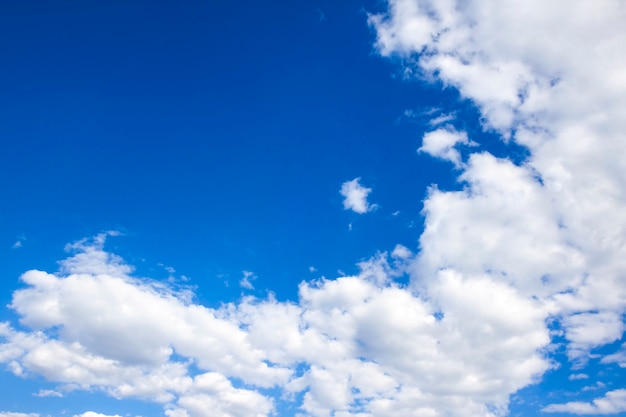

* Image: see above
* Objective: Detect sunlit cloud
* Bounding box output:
[340,178,376,214]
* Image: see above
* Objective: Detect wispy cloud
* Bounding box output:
[428,112,456,126]
[34,389,63,398]
[239,270,256,290]
[74,412,123,417]
[11,235,25,249]
[543,389,626,414]
[602,342,626,368]
[316,8,325,22]
[399,108,455,126]
[0,413,39,417]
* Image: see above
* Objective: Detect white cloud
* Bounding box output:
[370,0,626,364]
[239,270,256,290]
[419,126,474,167]
[428,113,455,126]
[171,372,273,417]
[34,389,63,397]
[391,244,412,260]
[74,413,122,417]
[364,0,626,413]
[12,234,26,249]
[569,373,589,381]
[399,108,455,127]
[0,237,288,417]
[601,342,626,368]
[340,178,376,214]
[242,262,549,416]
[562,312,625,361]
[582,381,606,392]
[543,389,626,414]
[1,1,626,417]
[0,239,554,417]
[0,413,38,417]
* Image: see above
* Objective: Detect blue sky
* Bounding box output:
[1,1,626,417]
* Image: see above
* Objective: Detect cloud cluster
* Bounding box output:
[2,1,626,416]
[369,0,626,410]
[1,236,551,417]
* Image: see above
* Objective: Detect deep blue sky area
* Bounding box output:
[0,0,461,302]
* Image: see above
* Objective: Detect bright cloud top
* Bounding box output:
[2,1,626,417]
[340,178,376,214]
[1,234,551,417]
[419,126,473,167]
[368,0,626,413]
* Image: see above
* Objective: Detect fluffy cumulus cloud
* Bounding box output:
[419,126,474,167]
[2,1,626,417]
[367,0,626,412]
[0,235,551,417]
[340,178,376,214]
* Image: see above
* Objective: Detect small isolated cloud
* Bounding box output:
[239,270,256,290]
[398,108,455,127]
[569,373,589,380]
[429,113,456,126]
[402,108,418,119]
[34,389,63,397]
[0,414,38,417]
[12,235,26,249]
[340,178,376,214]
[543,389,626,414]
[397,108,421,124]
[419,127,474,168]
[317,8,325,22]
[74,413,122,417]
